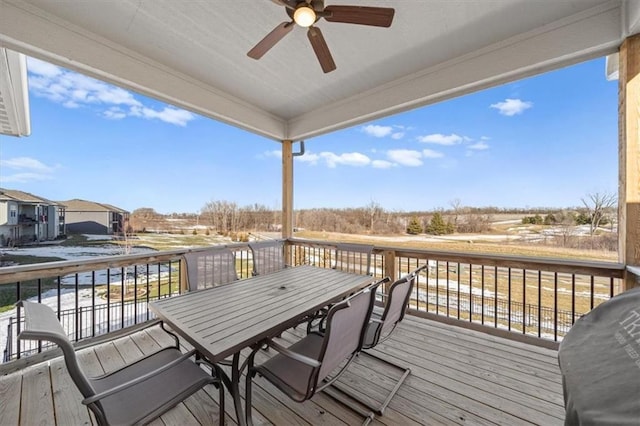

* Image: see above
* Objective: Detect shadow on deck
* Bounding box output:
[0,314,565,425]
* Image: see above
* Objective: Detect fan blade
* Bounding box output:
[247,22,294,59]
[307,26,336,73]
[270,0,298,10]
[324,6,394,27]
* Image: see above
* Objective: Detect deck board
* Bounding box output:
[49,357,92,426]
[0,315,565,425]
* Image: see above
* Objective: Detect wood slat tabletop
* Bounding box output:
[149,265,375,363]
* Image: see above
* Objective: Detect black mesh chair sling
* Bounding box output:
[249,239,286,276]
[327,263,429,416]
[183,246,239,291]
[245,278,389,425]
[17,301,224,426]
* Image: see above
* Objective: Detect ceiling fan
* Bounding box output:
[247,0,395,73]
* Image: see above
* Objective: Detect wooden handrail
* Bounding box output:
[0,238,625,285]
[287,237,625,278]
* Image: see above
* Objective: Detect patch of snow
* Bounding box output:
[83,234,114,241]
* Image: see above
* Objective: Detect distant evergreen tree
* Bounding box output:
[574,212,591,225]
[425,212,454,235]
[406,217,423,234]
[522,215,544,225]
[543,214,557,225]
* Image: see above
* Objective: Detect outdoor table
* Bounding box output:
[149,265,375,426]
[558,286,640,425]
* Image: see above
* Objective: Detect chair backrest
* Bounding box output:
[183,246,238,291]
[316,284,376,381]
[17,301,96,400]
[367,264,427,347]
[249,240,286,275]
[333,243,373,275]
[378,275,415,338]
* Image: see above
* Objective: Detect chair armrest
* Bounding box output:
[266,339,321,368]
[82,349,198,405]
[370,277,391,291]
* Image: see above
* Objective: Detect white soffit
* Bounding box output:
[0,0,634,141]
[627,0,640,35]
[0,47,30,137]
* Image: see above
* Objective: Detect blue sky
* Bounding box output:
[0,56,618,214]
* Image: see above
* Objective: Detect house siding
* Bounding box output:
[65,211,111,234]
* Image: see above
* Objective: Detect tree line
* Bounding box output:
[129,192,617,241]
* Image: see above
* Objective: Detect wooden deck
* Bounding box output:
[0,314,565,425]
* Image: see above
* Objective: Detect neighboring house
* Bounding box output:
[0,188,65,246]
[59,199,129,235]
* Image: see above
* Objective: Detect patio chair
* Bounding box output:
[249,239,286,276]
[183,246,239,291]
[17,301,225,426]
[245,278,389,425]
[325,264,428,416]
[334,243,374,275]
[306,243,374,333]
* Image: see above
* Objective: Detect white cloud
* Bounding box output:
[417,133,463,145]
[422,149,444,158]
[103,107,127,120]
[296,153,320,165]
[320,152,371,168]
[468,142,489,150]
[267,148,444,169]
[263,150,282,159]
[129,105,195,127]
[26,58,62,78]
[27,57,196,126]
[0,156,59,183]
[490,98,532,116]
[362,125,393,138]
[391,132,405,140]
[1,157,56,173]
[371,160,395,169]
[387,149,423,167]
[0,172,54,183]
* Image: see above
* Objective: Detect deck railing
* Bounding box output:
[288,238,625,344]
[0,238,627,362]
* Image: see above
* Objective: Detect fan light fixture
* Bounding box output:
[293,5,316,27]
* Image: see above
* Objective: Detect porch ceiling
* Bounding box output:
[0,0,638,141]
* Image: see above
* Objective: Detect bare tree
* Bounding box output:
[365,200,383,232]
[449,198,462,229]
[201,200,240,234]
[581,191,617,247]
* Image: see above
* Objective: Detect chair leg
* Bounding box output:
[322,385,376,425]
[218,377,225,426]
[325,350,410,416]
[159,321,181,348]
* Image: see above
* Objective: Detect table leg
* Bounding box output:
[217,353,247,426]
[231,353,247,426]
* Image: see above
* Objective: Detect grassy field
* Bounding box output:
[294,230,618,262]
[1,230,618,327]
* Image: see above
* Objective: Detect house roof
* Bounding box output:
[0,188,57,205]
[1,0,637,142]
[58,199,128,214]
